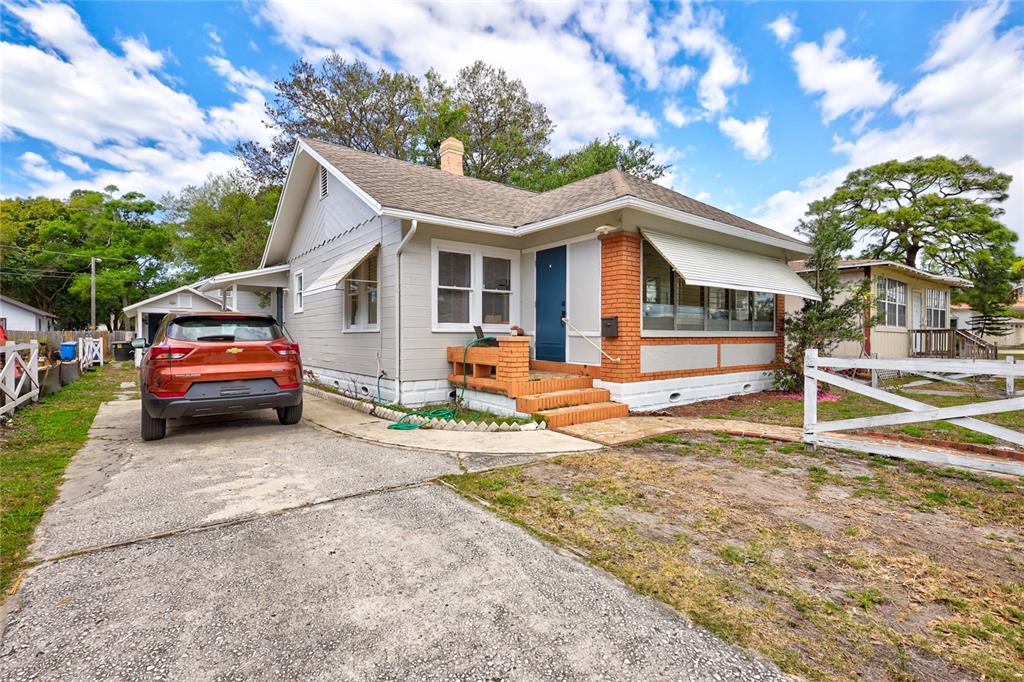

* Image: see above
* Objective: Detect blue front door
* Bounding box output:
[535,246,566,362]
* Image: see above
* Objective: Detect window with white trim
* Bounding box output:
[176,293,193,308]
[223,289,234,310]
[875,277,907,327]
[294,271,304,313]
[925,288,948,328]
[344,251,379,331]
[641,240,775,333]
[319,166,329,199]
[431,241,518,331]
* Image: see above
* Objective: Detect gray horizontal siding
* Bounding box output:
[283,170,400,378]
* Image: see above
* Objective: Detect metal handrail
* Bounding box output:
[561,317,620,363]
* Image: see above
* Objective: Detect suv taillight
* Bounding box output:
[150,345,193,361]
[270,342,300,356]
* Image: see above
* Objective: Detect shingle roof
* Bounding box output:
[0,294,57,318]
[303,138,805,246]
[789,259,973,287]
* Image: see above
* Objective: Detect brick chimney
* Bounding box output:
[439,137,464,176]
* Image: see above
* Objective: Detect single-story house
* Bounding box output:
[0,294,58,332]
[205,136,820,425]
[785,259,982,358]
[123,280,275,342]
[951,284,1024,348]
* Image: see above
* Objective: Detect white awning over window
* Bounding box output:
[640,229,821,300]
[305,242,379,295]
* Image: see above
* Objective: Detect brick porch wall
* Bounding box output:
[598,230,785,383]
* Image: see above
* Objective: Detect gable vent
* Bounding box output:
[319,166,329,199]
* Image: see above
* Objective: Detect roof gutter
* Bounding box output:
[382,196,812,255]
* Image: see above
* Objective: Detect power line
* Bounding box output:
[0,244,134,261]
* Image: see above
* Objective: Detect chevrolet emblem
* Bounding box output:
[225,347,244,354]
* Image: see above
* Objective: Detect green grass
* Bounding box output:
[698,387,1023,449]
[1,362,134,596]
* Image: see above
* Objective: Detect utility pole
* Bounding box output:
[90,257,102,330]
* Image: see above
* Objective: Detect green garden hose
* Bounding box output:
[386,336,496,430]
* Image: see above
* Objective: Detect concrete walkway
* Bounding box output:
[0,399,788,681]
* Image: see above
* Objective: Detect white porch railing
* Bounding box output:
[803,349,1024,475]
[1,340,40,417]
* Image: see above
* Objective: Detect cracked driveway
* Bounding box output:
[1,399,788,681]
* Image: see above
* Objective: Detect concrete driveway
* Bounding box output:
[0,398,788,681]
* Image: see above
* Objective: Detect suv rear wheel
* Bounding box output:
[277,401,303,425]
[141,405,167,441]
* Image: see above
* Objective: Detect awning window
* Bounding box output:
[305,242,380,295]
[640,229,820,300]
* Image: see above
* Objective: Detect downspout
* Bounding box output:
[394,219,418,406]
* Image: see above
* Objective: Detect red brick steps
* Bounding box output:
[516,387,610,413]
[538,401,630,429]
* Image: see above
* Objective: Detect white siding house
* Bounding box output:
[0,294,58,331]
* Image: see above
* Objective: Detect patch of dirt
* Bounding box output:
[456,432,1024,680]
[659,391,790,418]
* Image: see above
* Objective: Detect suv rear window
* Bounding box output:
[168,317,283,342]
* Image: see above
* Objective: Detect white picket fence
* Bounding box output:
[79,337,104,371]
[803,350,1024,475]
[1,340,40,417]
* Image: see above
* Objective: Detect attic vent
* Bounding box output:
[319,166,329,199]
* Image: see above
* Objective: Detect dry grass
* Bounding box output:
[445,434,1024,681]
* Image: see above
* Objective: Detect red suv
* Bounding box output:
[134,313,303,441]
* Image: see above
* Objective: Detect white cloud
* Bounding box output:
[755,1,1024,243]
[259,1,656,151]
[718,116,772,161]
[20,152,69,185]
[767,14,798,45]
[663,100,704,128]
[0,3,271,198]
[577,2,661,88]
[791,28,896,123]
[56,152,91,173]
[119,36,165,71]
[663,9,749,115]
[206,55,273,92]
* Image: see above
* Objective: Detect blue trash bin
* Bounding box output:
[60,341,77,361]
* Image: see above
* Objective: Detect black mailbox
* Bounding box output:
[601,316,618,338]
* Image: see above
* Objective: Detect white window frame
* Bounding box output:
[430,239,519,333]
[925,288,948,329]
[319,166,329,200]
[293,270,304,313]
[342,252,380,333]
[875,276,908,329]
[176,293,193,308]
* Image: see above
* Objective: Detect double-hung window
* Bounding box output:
[875,277,907,327]
[294,271,304,313]
[641,240,775,333]
[925,288,947,328]
[344,251,379,331]
[432,241,518,331]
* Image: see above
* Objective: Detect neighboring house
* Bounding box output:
[951,283,1024,348]
[0,294,58,331]
[123,281,275,342]
[785,260,981,358]
[204,136,819,424]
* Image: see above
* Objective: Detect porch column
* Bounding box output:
[495,336,530,384]
[135,310,143,338]
[598,231,642,383]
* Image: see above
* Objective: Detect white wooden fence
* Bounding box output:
[1,341,40,417]
[804,350,1024,476]
[79,337,104,371]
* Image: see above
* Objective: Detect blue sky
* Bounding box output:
[2,1,1022,249]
